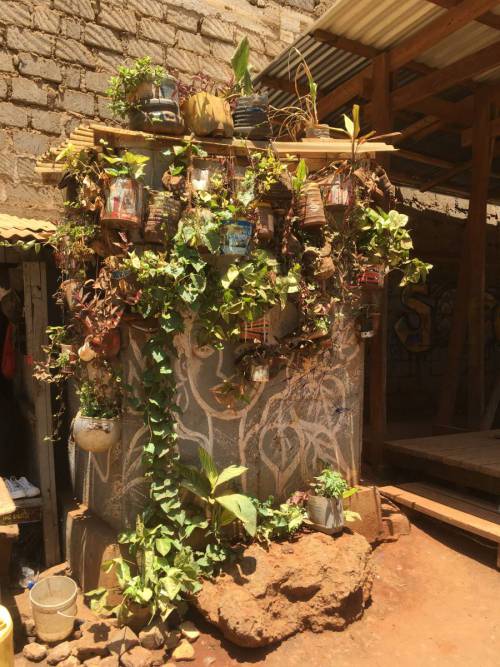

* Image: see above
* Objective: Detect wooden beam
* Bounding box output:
[395,115,440,143]
[393,41,500,111]
[389,0,500,71]
[317,68,369,119]
[397,148,455,169]
[420,161,470,192]
[311,29,379,59]
[428,0,500,30]
[259,75,309,96]
[405,96,473,126]
[462,115,500,145]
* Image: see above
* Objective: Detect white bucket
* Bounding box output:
[29,576,77,642]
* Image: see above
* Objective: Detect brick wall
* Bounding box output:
[0,0,319,220]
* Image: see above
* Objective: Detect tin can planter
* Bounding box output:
[240,315,270,344]
[128,75,184,135]
[324,173,353,208]
[144,191,181,244]
[256,202,275,241]
[183,92,233,138]
[356,264,386,289]
[232,94,272,139]
[304,124,331,140]
[299,182,326,228]
[307,495,344,535]
[221,219,253,256]
[102,177,145,230]
[73,412,121,453]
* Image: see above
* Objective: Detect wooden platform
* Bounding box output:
[380,482,500,568]
[384,430,500,496]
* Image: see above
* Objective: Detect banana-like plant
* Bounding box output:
[178,447,257,537]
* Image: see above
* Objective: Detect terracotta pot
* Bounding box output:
[128,75,184,135]
[299,182,326,228]
[221,220,253,256]
[73,412,121,453]
[101,177,145,230]
[256,202,275,241]
[240,315,270,344]
[304,124,331,140]
[183,92,233,138]
[307,495,344,535]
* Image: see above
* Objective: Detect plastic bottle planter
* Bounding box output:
[73,412,121,453]
[299,182,326,228]
[307,495,344,535]
[232,94,272,139]
[221,219,253,256]
[250,363,270,383]
[144,191,182,244]
[128,75,184,135]
[325,173,353,208]
[101,177,145,230]
[239,315,270,344]
[356,264,386,289]
[256,202,275,241]
[183,93,233,138]
[191,158,223,192]
[304,123,331,140]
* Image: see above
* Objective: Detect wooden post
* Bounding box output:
[368,53,391,468]
[23,261,60,566]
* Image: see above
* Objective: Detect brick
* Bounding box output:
[31,108,63,134]
[0,154,16,180]
[85,71,110,94]
[33,7,60,34]
[0,1,31,27]
[94,50,129,73]
[0,52,15,73]
[0,80,7,99]
[56,38,94,67]
[97,95,114,121]
[63,18,82,41]
[128,0,163,19]
[0,102,28,127]
[18,54,62,83]
[166,48,200,75]
[7,27,55,57]
[128,38,163,65]
[84,24,123,53]
[176,30,210,55]
[12,130,50,155]
[65,67,82,89]
[140,18,175,45]
[166,6,199,32]
[16,156,36,181]
[53,0,94,21]
[62,89,95,116]
[200,17,236,44]
[98,5,136,34]
[11,77,47,106]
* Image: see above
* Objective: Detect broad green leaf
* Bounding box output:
[155,537,172,557]
[231,37,250,84]
[198,447,219,490]
[214,465,248,491]
[216,493,257,536]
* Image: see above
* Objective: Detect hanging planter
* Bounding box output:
[73,412,121,453]
[232,94,272,139]
[191,158,223,192]
[101,176,145,230]
[128,75,184,135]
[144,191,182,244]
[183,92,233,138]
[324,173,353,208]
[221,219,253,256]
[307,495,344,535]
[255,202,275,241]
[299,182,326,228]
[356,264,386,289]
[239,314,270,344]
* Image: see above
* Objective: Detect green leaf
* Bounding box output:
[214,464,248,491]
[216,493,257,536]
[198,447,219,490]
[352,104,360,139]
[231,37,251,91]
[156,538,172,557]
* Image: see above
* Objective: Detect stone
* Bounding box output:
[53,0,94,21]
[127,39,163,65]
[195,532,374,647]
[180,621,200,643]
[176,30,210,55]
[47,641,72,664]
[56,38,94,67]
[0,1,31,27]
[139,19,175,45]
[97,96,113,121]
[119,645,153,667]
[62,90,95,116]
[85,72,109,95]
[74,621,112,661]
[23,643,47,662]
[99,657,119,667]
[107,626,139,656]
[33,7,60,34]
[6,27,55,57]
[0,101,28,128]
[200,17,236,44]
[18,54,63,83]
[166,7,199,33]
[138,623,164,650]
[11,77,48,107]
[83,659,102,666]
[59,658,81,667]
[0,52,15,72]
[31,109,63,135]
[128,0,163,19]
[84,24,123,53]
[171,639,195,661]
[98,7,136,34]
[24,618,36,636]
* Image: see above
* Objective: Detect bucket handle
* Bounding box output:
[57,610,76,619]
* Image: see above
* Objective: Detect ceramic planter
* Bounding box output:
[221,219,253,256]
[304,124,331,140]
[128,75,184,135]
[307,495,344,535]
[256,202,275,241]
[299,182,326,228]
[232,94,272,139]
[240,315,270,344]
[183,92,233,138]
[73,412,121,453]
[101,177,145,230]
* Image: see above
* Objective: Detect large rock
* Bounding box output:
[195,531,373,647]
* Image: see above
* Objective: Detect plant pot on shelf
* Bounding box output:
[299,182,326,228]
[232,94,272,139]
[101,177,145,230]
[239,314,270,344]
[307,495,344,535]
[72,412,121,453]
[183,92,233,138]
[127,75,184,135]
[221,219,253,256]
[144,191,182,244]
[256,202,275,241]
[304,124,331,140]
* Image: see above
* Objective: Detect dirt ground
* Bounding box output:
[9,515,500,667]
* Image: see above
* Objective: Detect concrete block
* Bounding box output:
[62,18,82,41]
[166,47,201,75]
[0,1,31,27]
[12,130,50,156]
[7,27,55,57]
[62,89,95,116]
[166,6,199,33]
[98,5,136,34]
[84,24,123,53]
[128,38,164,64]
[31,108,63,134]
[94,50,128,73]
[32,7,60,35]
[0,101,28,127]
[0,52,15,73]
[344,485,383,543]
[18,54,63,83]
[0,79,7,100]
[16,156,36,181]
[11,76,48,107]
[97,95,113,121]
[176,30,210,55]
[85,71,110,94]
[0,153,16,180]
[140,18,175,45]
[128,0,163,19]
[55,38,94,67]
[65,66,82,89]
[200,16,236,44]
[211,40,236,63]
[53,0,95,21]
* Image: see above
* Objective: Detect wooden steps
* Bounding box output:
[380,482,500,568]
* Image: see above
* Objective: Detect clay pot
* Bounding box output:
[299,182,326,228]
[256,202,275,241]
[221,220,253,256]
[73,412,121,453]
[232,94,272,139]
[101,177,145,230]
[183,92,233,138]
[127,75,184,135]
[307,495,344,535]
[240,315,270,344]
[304,124,331,140]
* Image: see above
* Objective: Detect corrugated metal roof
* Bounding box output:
[0,213,55,242]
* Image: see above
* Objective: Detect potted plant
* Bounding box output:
[101,150,149,230]
[144,190,182,244]
[307,468,358,535]
[72,381,121,453]
[230,37,272,140]
[182,73,233,138]
[106,57,184,134]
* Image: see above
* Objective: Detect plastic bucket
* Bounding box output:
[0,605,14,667]
[30,576,77,642]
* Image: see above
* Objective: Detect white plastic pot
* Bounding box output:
[72,412,121,453]
[30,576,77,643]
[307,495,344,535]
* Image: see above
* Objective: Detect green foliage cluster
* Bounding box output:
[310,469,357,501]
[106,57,167,118]
[252,496,307,544]
[78,381,120,419]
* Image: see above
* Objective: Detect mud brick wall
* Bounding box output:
[0,0,319,220]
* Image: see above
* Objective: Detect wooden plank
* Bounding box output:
[23,262,60,566]
[397,148,454,169]
[379,483,500,543]
[389,0,500,71]
[481,375,500,429]
[462,116,500,146]
[405,96,473,127]
[311,29,379,59]
[317,68,370,120]
[259,74,309,96]
[395,116,440,143]
[428,0,500,30]
[393,41,500,111]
